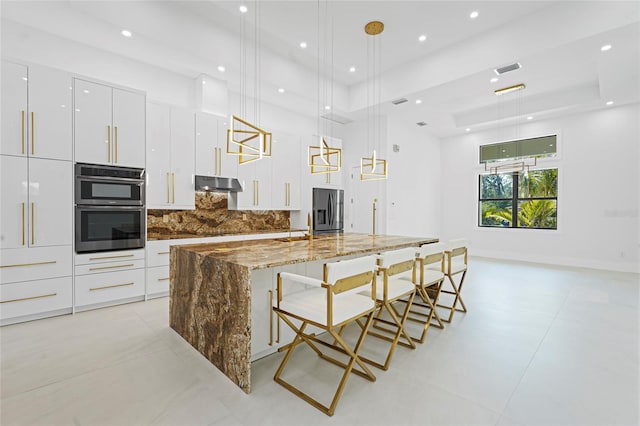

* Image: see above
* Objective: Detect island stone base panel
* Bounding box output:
[169,247,253,393]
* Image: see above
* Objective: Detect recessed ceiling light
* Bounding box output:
[217,65,225,72]
[606,100,614,105]
[349,66,356,72]
[239,5,248,13]
[527,116,533,120]
[278,88,285,93]
[490,77,499,83]
[83,89,90,94]
[418,34,427,42]
[299,41,307,49]
[465,128,471,132]
[121,29,132,38]
[601,44,612,52]
[324,105,331,110]
[202,80,206,85]
[415,99,422,104]
[470,11,479,19]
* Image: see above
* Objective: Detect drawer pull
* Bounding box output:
[89,282,134,291]
[0,293,57,304]
[0,260,56,269]
[89,254,135,261]
[89,263,134,271]
[157,251,170,255]
[158,277,170,281]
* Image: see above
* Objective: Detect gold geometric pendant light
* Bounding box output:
[360,20,388,181]
[226,115,272,164]
[360,149,387,180]
[309,137,342,174]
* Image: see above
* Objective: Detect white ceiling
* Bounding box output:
[2,1,639,138]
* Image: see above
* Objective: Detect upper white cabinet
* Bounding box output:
[74,78,145,168]
[195,112,237,178]
[271,134,301,210]
[229,155,272,210]
[0,155,73,249]
[1,61,72,161]
[147,102,195,209]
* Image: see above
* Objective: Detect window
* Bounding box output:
[479,135,557,163]
[479,168,558,229]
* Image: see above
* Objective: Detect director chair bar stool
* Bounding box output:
[428,238,468,323]
[355,247,417,370]
[395,242,446,343]
[273,255,378,416]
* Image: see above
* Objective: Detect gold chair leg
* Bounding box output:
[273,311,377,417]
[436,270,468,323]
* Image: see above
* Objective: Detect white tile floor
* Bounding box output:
[1,257,638,425]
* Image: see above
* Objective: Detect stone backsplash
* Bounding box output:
[147,192,290,239]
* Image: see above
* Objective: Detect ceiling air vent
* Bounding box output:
[494,62,522,75]
[416,121,428,127]
[321,112,352,125]
[391,98,408,105]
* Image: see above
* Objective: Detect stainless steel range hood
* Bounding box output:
[195,175,243,192]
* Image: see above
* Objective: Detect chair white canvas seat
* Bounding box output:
[280,288,376,327]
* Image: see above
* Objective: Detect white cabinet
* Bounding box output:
[74,78,145,168]
[250,268,275,359]
[229,155,272,210]
[146,103,195,209]
[74,248,145,311]
[0,277,73,326]
[1,61,72,160]
[0,156,72,250]
[271,134,301,210]
[195,112,236,178]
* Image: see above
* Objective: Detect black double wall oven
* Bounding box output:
[75,163,146,253]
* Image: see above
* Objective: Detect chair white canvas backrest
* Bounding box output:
[418,242,446,263]
[325,255,378,298]
[418,242,446,284]
[377,247,417,272]
[447,238,468,252]
[444,238,468,275]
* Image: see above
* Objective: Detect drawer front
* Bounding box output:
[0,246,72,285]
[75,259,146,276]
[75,268,145,307]
[74,249,145,266]
[146,241,172,268]
[0,277,72,321]
[146,265,170,295]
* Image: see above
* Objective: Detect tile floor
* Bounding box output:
[1,257,638,425]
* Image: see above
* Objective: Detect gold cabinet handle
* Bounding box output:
[172,173,175,203]
[114,126,118,163]
[107,125,111,162]
[0,260,56,269]
[213,148,217,175]
[31,202,35,245]
[89,282,134,291]
[218,148,222,175]
[1,293,57,304]
[158,277,170,281]
[89,254,134,261]
[268,289,273,346]
[166,173,170,203]
[31,111,35,155]
[21,202,25,246]
[157,251,170,255]
[88,263,134,271]
[21,110,26,154]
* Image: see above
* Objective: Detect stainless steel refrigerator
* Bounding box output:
[312,188,344,234]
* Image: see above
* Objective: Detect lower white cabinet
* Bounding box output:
[250,269,274,359]
[74,248,145,311]
[0,246,72,285]
[75,269,145,310]
[0,277,72,325]
[146,265,170,298]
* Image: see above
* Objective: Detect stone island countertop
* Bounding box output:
[169,233,438,393]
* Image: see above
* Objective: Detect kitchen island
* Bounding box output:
[169,233,437,393]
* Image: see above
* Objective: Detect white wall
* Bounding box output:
[385,116,441,238]
[440,103,639,273]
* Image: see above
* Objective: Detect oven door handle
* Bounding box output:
[76,175,144,184]
[76,205,144,211]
